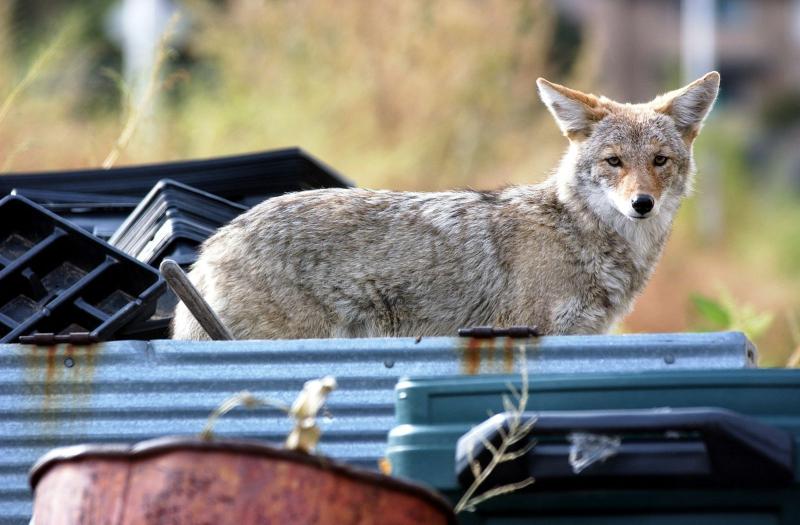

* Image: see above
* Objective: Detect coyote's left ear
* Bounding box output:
[537,78,607,140]
[654,71,720,142]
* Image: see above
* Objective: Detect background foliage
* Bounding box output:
[1,0,798,365]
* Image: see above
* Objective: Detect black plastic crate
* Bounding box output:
[0,195,165,343]
[2,148,351,243]
[115,276,181,341]
[110,179,248,267]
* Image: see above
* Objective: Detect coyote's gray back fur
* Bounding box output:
[172,72,720,340]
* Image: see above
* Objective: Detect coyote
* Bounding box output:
[172,72,720,340]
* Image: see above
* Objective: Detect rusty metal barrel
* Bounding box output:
[29,437,456,525]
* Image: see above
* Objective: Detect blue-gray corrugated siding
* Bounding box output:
[0,332,753,524]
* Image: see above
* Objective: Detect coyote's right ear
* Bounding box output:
[537,78,607,140]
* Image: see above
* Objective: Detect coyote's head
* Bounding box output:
[537,73,719,226]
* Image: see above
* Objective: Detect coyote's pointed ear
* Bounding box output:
[537,78,607,140]
[654,71,720,142]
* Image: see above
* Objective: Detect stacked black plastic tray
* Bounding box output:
[109,180,248,339]
[0,195,164,344]
[0,148,352,342]
[109,179,248,267]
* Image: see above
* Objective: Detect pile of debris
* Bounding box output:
[0,148,351,343]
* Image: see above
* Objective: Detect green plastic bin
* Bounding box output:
[387,369,800,524]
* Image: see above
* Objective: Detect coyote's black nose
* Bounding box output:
[631,194,655,215]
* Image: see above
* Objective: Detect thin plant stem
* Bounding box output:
[0,27,68,128]
[1,139,32,171]
[201,390,289,441]
[454,346,535,514]
[102,12,180,169]
[787,311,800,368]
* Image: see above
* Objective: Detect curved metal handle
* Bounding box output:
[159,259,234,341]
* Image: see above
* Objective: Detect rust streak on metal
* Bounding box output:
[463,338,482,375]
[458,326,539,374]
[44,346,57,397]
[503,336,515,373]
[70,344,100,423]
[25,342,102,445]
[64,345,80,403]
[80,343,99,380]
[486,337,497,369]
[25,345,64,443]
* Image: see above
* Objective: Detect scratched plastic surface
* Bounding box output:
[0,195,164,343]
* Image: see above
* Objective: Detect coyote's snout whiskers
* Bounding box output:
[172,72,720,340]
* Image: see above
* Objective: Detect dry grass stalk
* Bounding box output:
[787,311,800,368]
[102,12,181,169]
[0,26,69,128]
[0,139,32,171]
[454,346,536,514]
[200,377,337,454]
[201,390,289,441]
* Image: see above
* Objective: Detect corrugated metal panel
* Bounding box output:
[0,332,753,524]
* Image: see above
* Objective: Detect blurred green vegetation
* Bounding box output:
[0,1,798,366]
[690,291,773,341]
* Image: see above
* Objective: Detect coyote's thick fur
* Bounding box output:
[172,72,720,340]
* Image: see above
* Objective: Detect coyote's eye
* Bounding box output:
[654,155,668,166]
[606,156,622,167]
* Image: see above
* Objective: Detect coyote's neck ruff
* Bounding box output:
[172,72,720,340]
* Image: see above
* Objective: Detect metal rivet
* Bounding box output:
[383,359,395,369]
[64,357,75,368]
[664,354,675,365]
